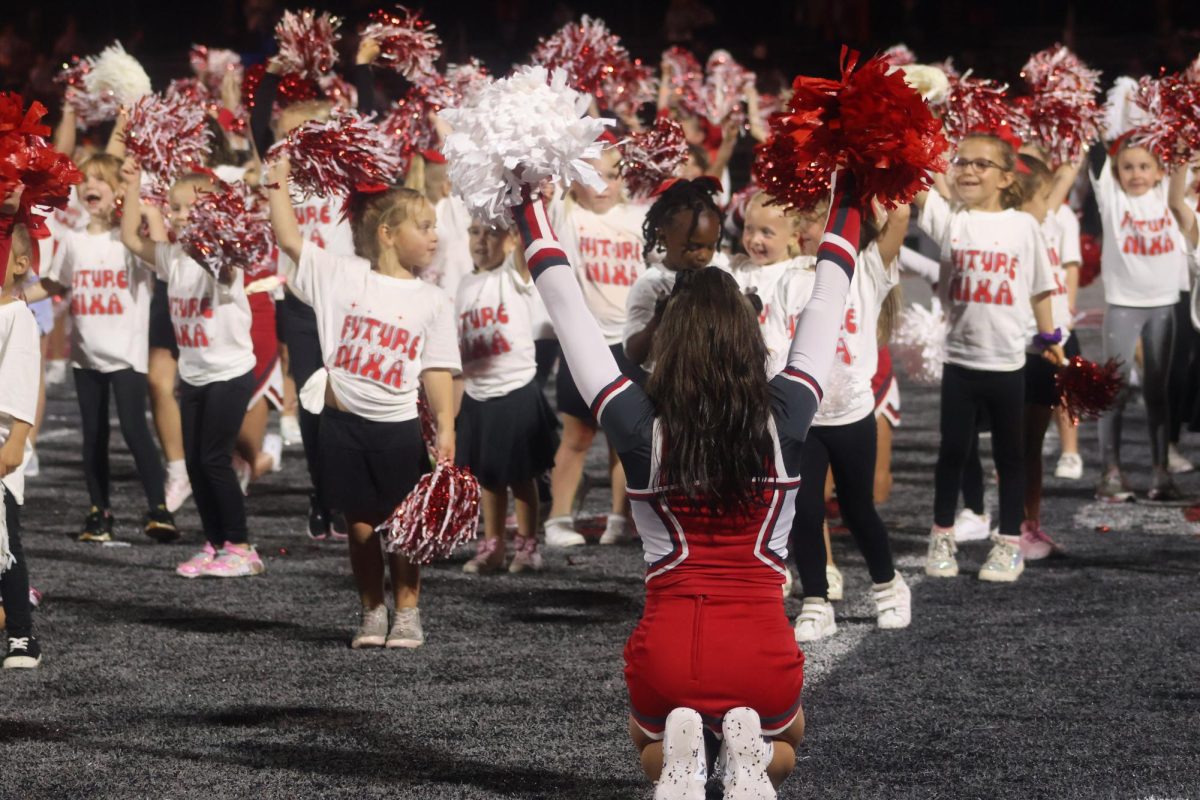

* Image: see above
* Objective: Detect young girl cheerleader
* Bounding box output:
[121,164,264,578]
[917,132,1064,583]
[791,203,911,641]
[1089,140,1188,501]
[406,151,475,299]
[512,168,859,798]
[26,154,176,542]
[1,220,43,668]
[545,144,647,547]
[267,158,460,650]
[456,221,557,574]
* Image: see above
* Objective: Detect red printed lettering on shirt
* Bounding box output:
[835,336,851,365]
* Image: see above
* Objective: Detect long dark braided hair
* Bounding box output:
[642,177,724,261]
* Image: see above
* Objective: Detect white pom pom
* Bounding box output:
[440,65,613,225]
[898,64,950,105]
[83,42,152,107]
[891,299,948,386]
[1104,76,1150,141]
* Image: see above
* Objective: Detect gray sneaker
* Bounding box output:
[351,605,388,650]
[386,607,425,649]
[925,529,959,577]
[1095,470,1134,503]
[978,536,1024,583]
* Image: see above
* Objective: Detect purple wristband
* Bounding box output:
[1033,328,1063,349]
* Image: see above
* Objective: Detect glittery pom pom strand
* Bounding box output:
[267,111,403,201]
[380,462,481,565]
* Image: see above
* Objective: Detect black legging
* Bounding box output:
[791,413,896,599]
[179,370,255,547]
[1,498,32,637]
[934,364,1025,535]
[279,292,328,513]
[73,368,166,510]
[1168,292,1199,444]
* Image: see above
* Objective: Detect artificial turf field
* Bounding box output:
[2,320,1198,800]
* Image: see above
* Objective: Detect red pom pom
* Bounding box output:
[189,45,243,93]
[598,57,656,118]
[754,47,948,211]
[362,6,442,82]
[179,181,274,280]
[241,63,321,114]
[1128,73,1200,167]
[55,55,118,128]
[123,92,213,202]
[379,92,439,174]
[661,46,705,116]
[274,9,342,79]
[1014,45,1102,167]
[268,110,403,200]
[942,71,1023,147]
[412,59,491,111]
[0,94,83,212]
[1056,356,1123,424]
[700,49,755,126]
[532,15,632,98]
[881,44,917,68]
[618,118,688,198]
[379,461,481,565]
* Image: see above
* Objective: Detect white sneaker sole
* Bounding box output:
[924,563,958,578]
[794,615,837,643]
[722,707,775,799]
[3,655,42,669]
[385,638,424,649]
[654,708,706,800]
[978,563,1024,583]
[350,636,386,650]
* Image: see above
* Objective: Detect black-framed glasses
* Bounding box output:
[950,157,1004,172]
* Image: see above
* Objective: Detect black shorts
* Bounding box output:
[456,380,559,489]
[148,279,178,357]
[1025,332,1081,407]
[318,407,430,524]
[556,342,645,421]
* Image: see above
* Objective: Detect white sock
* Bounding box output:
[167,460,187,481]
[545,515,574,530]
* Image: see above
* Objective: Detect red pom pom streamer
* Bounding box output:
[1055,356,1123,425]
[56,56,118,128]
[1013,45,1102,167]
[318,74,358,110]
[598,57,657,119]
[1128,73,1200,167]
[413,59,491,111]
[0,94,83,212]
[380,92,438,174]
[379,460,481,565]
[661,46,705,116]
[179,181,274,280]
[241,63,321,114]
[942,70,1022,147]
[189,45,243,93]
[123,92,213,203]
[268,110,402,200]
[532,16,629,96]
[701,49,755,126]
[753,46,949,211]
[274,9,342,80]
[362,6,442,82]
[619,118,688,198]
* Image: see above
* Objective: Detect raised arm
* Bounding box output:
[266,157,304,270]
[1046,156,1083,212]
[1168,164,1198,249]
[353,37,382,116]
[250,61,283,159]
[53,103,77,156]
[119,161,158,265]
[105,106,129,157]
[875,203,911,265]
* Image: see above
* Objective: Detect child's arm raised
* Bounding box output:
[1168,163,1198,249]
[1045,156,1084,212]
[353,37,382,116]
[53,103,77,156]
[105,106,129,157]
[119,161,158,265]
[266,157,305,270]
[875,202,912,265]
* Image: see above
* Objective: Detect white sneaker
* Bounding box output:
[793,598,836,642]
[1054,452,1083,480]
[825,564,844,601]
[953,508,991,542]
[654,708,707,800]
[599,515,632,545]
[544,516,586,548]
[1167,444,1194,475]
[925,528,958,577]
[720,707,775,799]
[351,605,388,649]
[978,535,1024,583]
[165,473,192,513]
[872,573,912,629]
[262,433,283,473]
[280,414,302,446]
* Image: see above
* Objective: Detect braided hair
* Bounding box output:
[642,178,724,261]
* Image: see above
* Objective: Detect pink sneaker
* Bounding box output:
[1019,521,1061,561]
[462,537,505,574]
[201,544,266,578]
[176,543,218,578]
[508,535,543,573]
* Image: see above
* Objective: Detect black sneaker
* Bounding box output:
[307,493,329,541]
[3,635,42,669]
[144,505,179,543]
[328,509,348,541]
[79,507,114,542]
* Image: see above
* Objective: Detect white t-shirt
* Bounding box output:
[814,244,899,427]
[762,258,818,376]
[47,228,154,373]
[551,200,647,345]
[293,241,462,422]
[0,301,41,503]
[455,255,542,401]
[1023,214,1074,351]
[279,192,356,279]
[728,254,805,331]
[150,244,256,386]
[429,195,475,300]
[622,265,677,363]
[919,192,1057,372]
[1091,161,1184,307]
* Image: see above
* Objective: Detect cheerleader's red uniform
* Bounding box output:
[514,190,858,739]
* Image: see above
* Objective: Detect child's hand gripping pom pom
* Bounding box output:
[661,46,705,116]
[618,118,688,198]
[179,181,274,280]
[274,9,342,79]
[753,46,949,211]
[58,42,152,127]
[1014,45,1102,167]
[189,45,243,93]
[362,6,442,82]
[267,110,403,201]
[1055,356,1123,425]
[123,92,213,204]
[379,461,481,565]
[701,49,755,125]
[890,299,949,386]
[439,65,613,225]
[55,56,117,128]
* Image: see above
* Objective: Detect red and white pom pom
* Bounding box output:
[179,181,274,280]
[268,110,403,199]
[55,56,119,128]
[942,70,1023,146]
[661,46,705,116]
[318,74,358,109]
[619,118,688,198]
[414,59,491,111]
[124,92,213,200]
[881,44,918,68]
[362,6,442,82]
[701,49,755,126]
[1128,73,1200,167]
[0,93,84,211]
[1055,356,1123,425]
[380,91,439,173]
[1014,45,1102,167]
[164,78,211,107]
[532,15,628,96]
[274,9,342,79]
[599,57,657,118]
[189,45,243,92]
[891,299,949,386]
[241,63,321,114]
[380,461,481,565]
[753,47,948,211]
